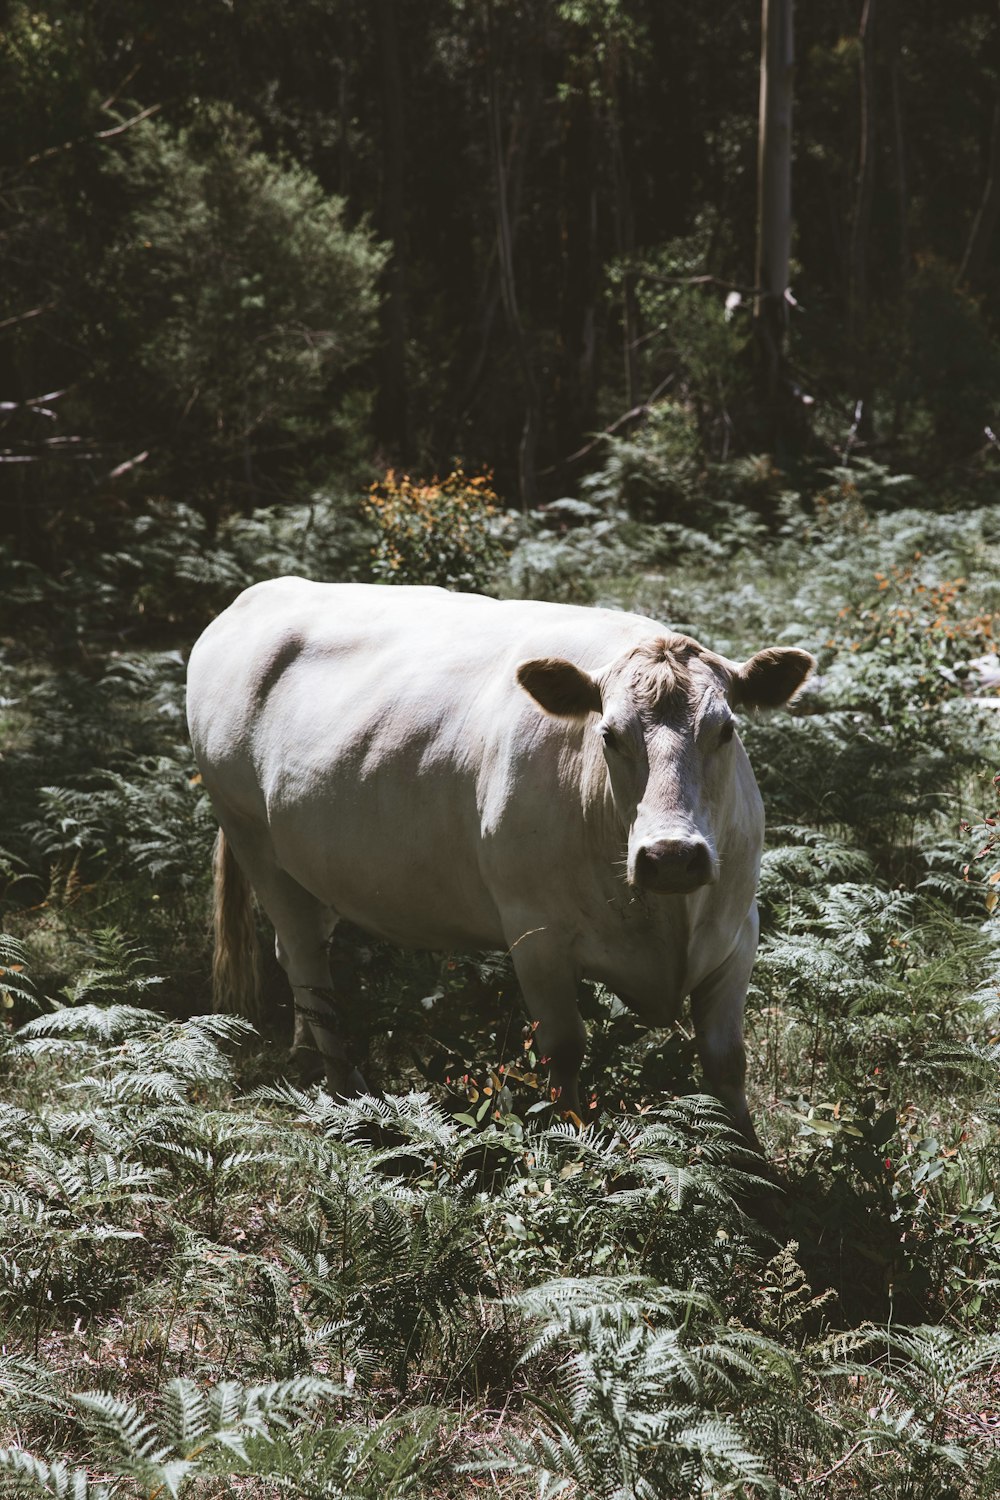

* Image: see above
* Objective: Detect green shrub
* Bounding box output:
[365,468,511,591]
[100,104,386,513]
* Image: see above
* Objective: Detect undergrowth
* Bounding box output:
[1,462,999,1496]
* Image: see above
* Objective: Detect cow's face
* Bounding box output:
[517,635,814,896]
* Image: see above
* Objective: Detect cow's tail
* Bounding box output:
[212,829,261,1022]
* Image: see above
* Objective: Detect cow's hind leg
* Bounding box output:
[220,823,365,1096]
[507,927,586,1118]
[274,900,368,1097]
[689,910,761,1152]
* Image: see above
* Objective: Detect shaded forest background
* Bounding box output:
[3,8,1000,1496]
[4,0,1000,559]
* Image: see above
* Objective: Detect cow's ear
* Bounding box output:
[733,647,815,708]
[516,657,603,717]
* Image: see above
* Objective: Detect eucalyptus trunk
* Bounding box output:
[485,0,538,511]
[754,0,795,454]
[373,0,408,460]
[849,0,877,444]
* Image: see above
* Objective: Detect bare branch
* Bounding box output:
[99,63,142,114]
[26,389,69,407]
[635,272,764,296]
[106,450,150,481]
[538,374,675,476]
[0,389,69,416]
[21,104,162,170]
[0,305,54,333]
[94,103,163,142]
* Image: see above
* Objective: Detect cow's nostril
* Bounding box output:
[637,837,714,891]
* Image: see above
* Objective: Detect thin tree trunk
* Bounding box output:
[336,54,350,200]
[373,0,408,460]
[485,0,538,511]
[607,44,640,411]
[754,0,795,453]
[958,91,1000,287]
[885,0,908,282]
[581,172,599,425]
[460,77,535,424]
[555,65,599,459]
[849,0,877,443]
[885,0,908,440]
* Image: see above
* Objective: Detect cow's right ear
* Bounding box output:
[516,657,603,717]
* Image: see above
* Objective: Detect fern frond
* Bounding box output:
[17,1004,163,1044]
[0,934,38,1011]
[0,1447,108,1499]
[71,1391,165,1463]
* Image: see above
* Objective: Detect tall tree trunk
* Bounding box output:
[457,86,535,434]
[885,0,908,283]
[607,42,640,411]
[849,0,877,443]
[885,0,908,441]
[373,0,408,460]
[336,48,350,200]
[555,64,599,460]
[485,0,538,511]
[754,0,795,454]
[958,91,1000,288]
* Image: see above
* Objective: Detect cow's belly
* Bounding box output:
[308,864,505,952]
[265,778,507,952]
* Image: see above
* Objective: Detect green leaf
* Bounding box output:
[870,1109,897,1147]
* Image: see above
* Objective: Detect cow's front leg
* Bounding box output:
[689,908,761,1153]
[508,927,586,1118]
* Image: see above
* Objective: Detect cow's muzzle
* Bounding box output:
[634,836,717,894]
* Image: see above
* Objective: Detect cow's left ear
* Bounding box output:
[517,657,603,717]
[733,647,816,708]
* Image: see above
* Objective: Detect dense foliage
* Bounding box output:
[3,3,1000,1495]
[5,0,1000,544]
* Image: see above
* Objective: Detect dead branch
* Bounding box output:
[538,373,675,476]
[21,103,162,171]
[0,305,54,334]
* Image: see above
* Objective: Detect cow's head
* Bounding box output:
[517,635,814,895]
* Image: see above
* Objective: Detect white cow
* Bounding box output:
[186,580,814,1147]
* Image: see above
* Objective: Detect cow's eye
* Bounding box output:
[719,719,736,745]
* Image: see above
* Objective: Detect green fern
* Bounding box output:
[0,934,37,1013]
[816,1324,1000,1494]
[16,1005,254,1103]
[756,1241,837,1340]
[0,1448,109,1499]
[472,1276,797,1496]
[0,1375,343,1498]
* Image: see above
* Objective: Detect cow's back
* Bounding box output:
[187,580,645,950]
